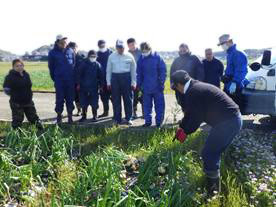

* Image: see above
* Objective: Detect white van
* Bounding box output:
[242,49,276,117]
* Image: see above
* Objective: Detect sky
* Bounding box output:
[1,0,276,56]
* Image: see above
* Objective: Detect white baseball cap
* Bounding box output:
[116,40,125,48]
[56,34,67,41]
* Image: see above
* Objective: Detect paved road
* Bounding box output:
[1,92,274,131]
[0,92,183,127]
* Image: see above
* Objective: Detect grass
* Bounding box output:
[0,62,54,92]
[0,62,174,94]
[0,122,268,207]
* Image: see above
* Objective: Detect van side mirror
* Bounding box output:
[261,50,271,66]
[250,62,261,71]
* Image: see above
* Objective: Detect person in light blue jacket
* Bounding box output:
[137,42,167,128]
[218,34,248,113]
[106,40,137,125]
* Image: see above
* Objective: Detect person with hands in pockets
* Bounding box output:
[171,70,242,197]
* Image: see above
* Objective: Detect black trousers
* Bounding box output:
[224,89,246,115]
[133,90,143,112]
[111,72,133,122]
[74,84,81,109]
[100,87,112,112]
[10,101,40,129]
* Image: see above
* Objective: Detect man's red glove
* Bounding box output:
[76,84,80,92]
[107,85,112,91]
[131,85,136,91]
[173,128,187,143]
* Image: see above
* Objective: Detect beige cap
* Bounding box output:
[217,34,232,46]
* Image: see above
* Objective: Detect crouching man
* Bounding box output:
[3,59,43,130]
[171,70,242,196]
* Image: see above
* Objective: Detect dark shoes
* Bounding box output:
[68,113,73,124]
[121,119,133,126]
[75,108,81,116]
[142,123,151,127]
[79,108,87,122]
[98,111,108,118]
[56,113,62,124]
[36,121,44,130]
[78,116,87,123]
[206,177,221,197]
[132,111,138,120]
[91,117,97,122]
[156,123,163,129]
[92,108,98,122]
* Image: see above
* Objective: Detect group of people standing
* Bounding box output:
[3,34,248,130]
[3,33,249,196]
[48,35,168,127]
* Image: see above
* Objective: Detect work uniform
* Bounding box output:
[223,44,248,113]
[106,52,136,123]
[48,44,75,114]
[129,48,143,116]
[77,59,103,110]
[97,49,113,114]
[74,53,85,113]
[137,52,166,126]
[3,70,41,129]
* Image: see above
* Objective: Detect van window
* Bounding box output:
[270,49,276,64]
[257,49,276,65]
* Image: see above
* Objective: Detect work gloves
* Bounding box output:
[173,128,187,143]
[229,82,237,94]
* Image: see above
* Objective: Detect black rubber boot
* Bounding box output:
[98,111,108,118]
[56,113,62,124]
[68,113,73,124]
[132,110,138,119]
[35,121,44,130]
[206,176,221,197]
[76,103,81,116]
[92,108,98,122]
[79,108,87,122]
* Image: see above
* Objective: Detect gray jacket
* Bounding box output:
[170,53,204,83]
[129,48,142,63]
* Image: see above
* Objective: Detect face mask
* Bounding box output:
[142,51,151,57]
[89,57,96,62]
[99,48,107,53]
[221,44,229,51]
